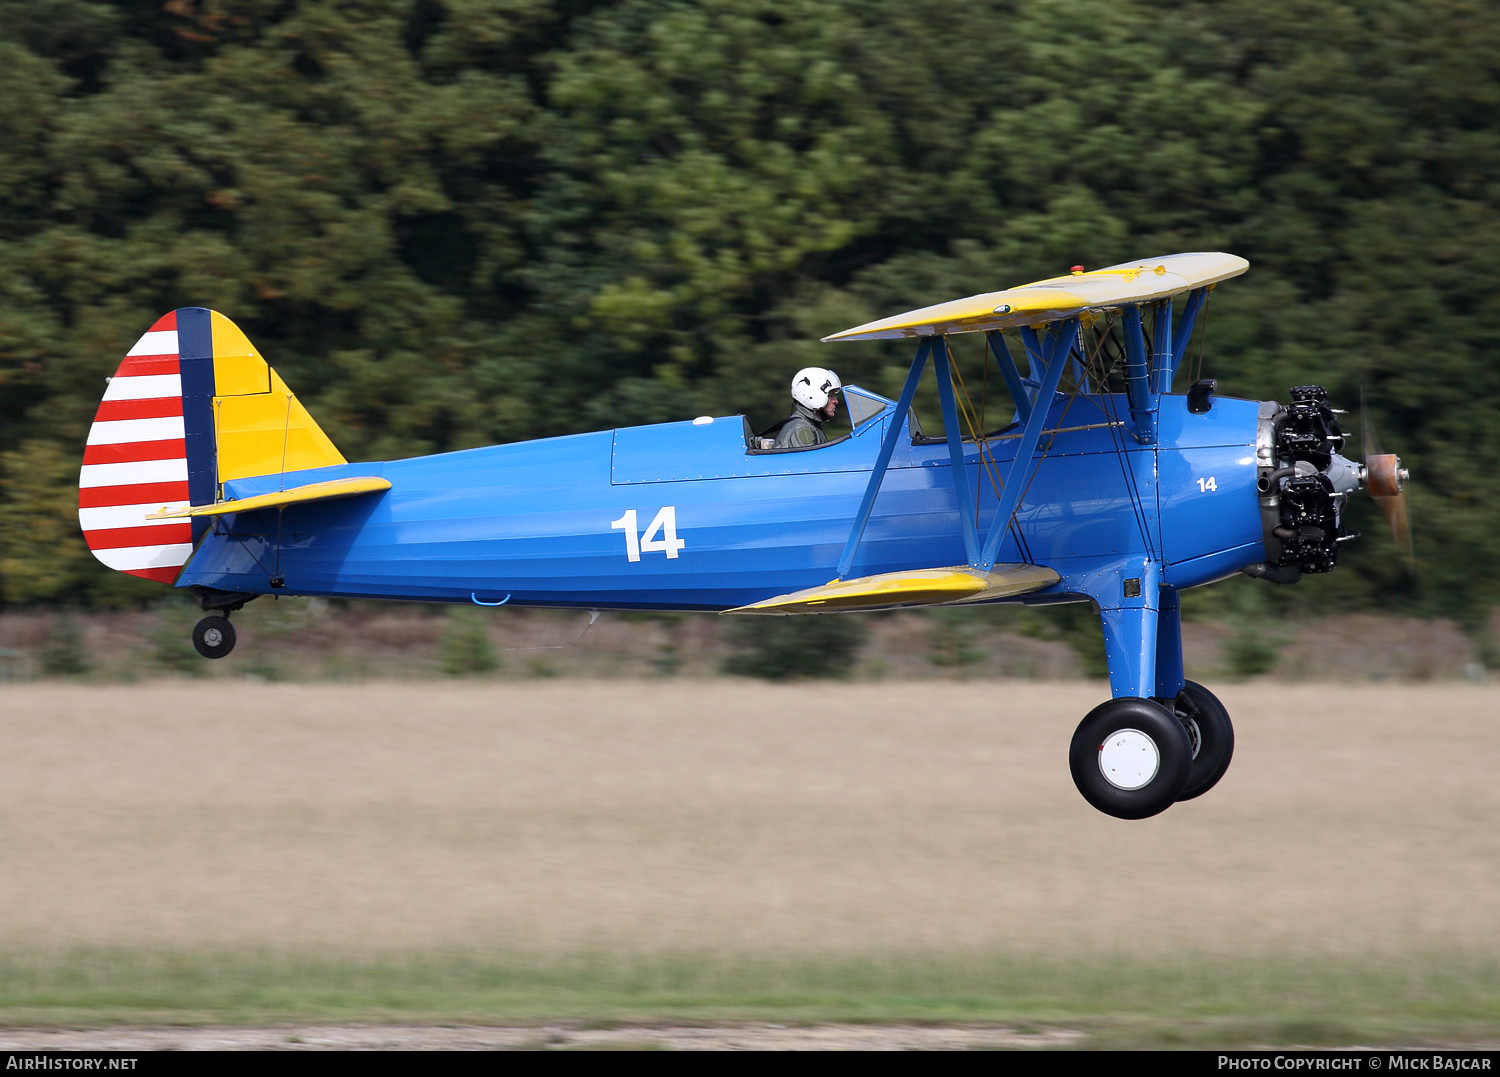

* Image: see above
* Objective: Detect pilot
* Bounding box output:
[774,367,842,448]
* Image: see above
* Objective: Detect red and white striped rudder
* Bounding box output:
[77,311,194,584]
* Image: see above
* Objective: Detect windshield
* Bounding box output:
[843,386,892,428]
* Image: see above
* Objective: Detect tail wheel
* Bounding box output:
[192,616,236,660]
[1171,681,1234,801]
[1069,698,1192,820]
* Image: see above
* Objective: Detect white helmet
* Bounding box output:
[791,367,842,410]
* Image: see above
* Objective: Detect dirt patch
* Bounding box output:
[0,1023,1083,1051]
[0,680,1497,954]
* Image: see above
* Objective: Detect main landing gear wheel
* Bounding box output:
[1069,697,1192,820]
[1170,680,1234,801]
[192,615,236,659]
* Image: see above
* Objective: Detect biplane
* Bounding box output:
[77,252,1409,819]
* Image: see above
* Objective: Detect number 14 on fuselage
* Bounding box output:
[611,506,686,563]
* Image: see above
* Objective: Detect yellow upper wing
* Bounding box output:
[822,252,1248,342]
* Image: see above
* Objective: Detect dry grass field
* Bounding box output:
[0,679,1497,1045]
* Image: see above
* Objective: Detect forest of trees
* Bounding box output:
[2,0,1498,647]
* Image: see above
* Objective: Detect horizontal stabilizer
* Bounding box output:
[724,564,1060,615]
[146,476,390,519]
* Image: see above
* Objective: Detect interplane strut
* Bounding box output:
[836,317,1082,579]
[834,285,1206,580]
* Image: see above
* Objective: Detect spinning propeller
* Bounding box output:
[1360,391,1413,567]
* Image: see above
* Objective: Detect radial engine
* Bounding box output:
[1244,385,1408,585]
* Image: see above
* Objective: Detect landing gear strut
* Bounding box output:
[192,615,236,659]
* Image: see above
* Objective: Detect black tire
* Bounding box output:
[1170,680,1234,801]
[1069,697,1193,820]
[192,616,236,659]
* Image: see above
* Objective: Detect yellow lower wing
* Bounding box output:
[724,564,1060,615]
[146,476,390,519]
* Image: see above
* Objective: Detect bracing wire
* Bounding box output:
[979,326,1100,567]
[947,341,1006,502]
[221,526,277,581]
[279,394,292,493]
[1191,288,1213,386]
[273,391,294,583]
[1085,316,1158,561]
[948,339,1034,560]
[501,610,602,651]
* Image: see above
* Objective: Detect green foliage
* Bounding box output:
[1219,582,1286,680]
[1183,575,1294,679]
[1,0,1498,621]
[915,601,1111,677]
[1020,603,1110,680]
[38,614,89,676]
[1222,630,1279,681]
[148,600,206,676]
[924,615,984,666]
[440,607,499,676]
[926,610,983,670]
[0,441,158,607]
[0,945,1495,1041]
[722,614,868,681]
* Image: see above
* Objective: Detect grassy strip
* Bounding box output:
[0,948,1495,1047]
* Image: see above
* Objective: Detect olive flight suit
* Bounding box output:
[773,402,827,448]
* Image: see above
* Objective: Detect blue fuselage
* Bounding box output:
[176,391,1266,610]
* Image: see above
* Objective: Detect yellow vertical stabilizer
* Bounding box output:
[209,311,345,486]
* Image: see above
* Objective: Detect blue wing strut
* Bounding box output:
[836,318,1082,580]
[836,337,933,580]
[977,317,1079,571]
[985,331,1032,425]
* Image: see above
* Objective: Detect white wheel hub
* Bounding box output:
[1098,728,1159,790]
[203,627,223,647]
